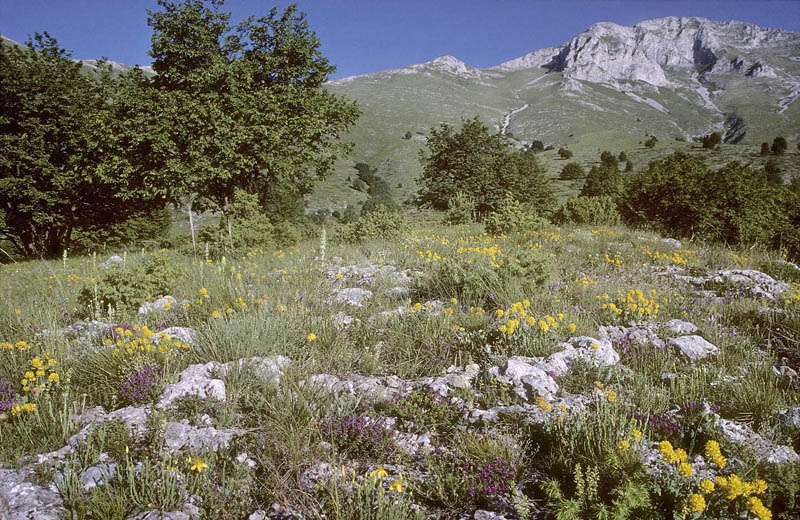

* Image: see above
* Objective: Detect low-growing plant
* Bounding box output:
[338,205,409,243]
[484,194,549,236]
[78,251,183,313]
[552,196,621,226]
[322,413,396,459]
[385,388,462,434]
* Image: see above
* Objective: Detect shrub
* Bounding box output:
[205,189,276,253]
[78,251,183,312]
[553,196,621,226]
[71,208,172,253]
[761,142,770,156]
[580,164,624,201]
[560,162,585,180]
[772,136,788,155]
[558,148,574,159]
[338,205,408,243]
[272,220,301,247]
[445,191,476,224]
[484,194,549,235]
[701,132,721,149]
[644,136,657,148]
[621,152,790,247]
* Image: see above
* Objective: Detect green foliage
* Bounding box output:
[580,163,624,201]
[385,389,461,433]
[621,152,792,248]
[761,142,770,156]
[144,0,359,216]
[625,159,633,172]
[553,196,621,226]
[445,191,477,225]
[417,116,555,217]
[78,250,183,312]
[644,136,657,148]
[71,209,172,253]
[0,34,165,257]
[560,162,585,180]
[80,419,131,462]
[484,194,550,235]
[338,205,408,243]
[600,151,619,170]
[701,132,722,149]
[557,148,574,160]
[618,151,627,162]
[772,136,788,155]
[765,159,783,185]
[315,469,424,520]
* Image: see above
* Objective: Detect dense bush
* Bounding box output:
[484,194,549,235]
[78,251,183,312]
[553,196,621,226]
[621,152,793,250]
[700,132,722,149]
[71,208,173,253]
[338,205,408,243]
[417,117,555,217]
[644,136,658,148]
[560,162,585,180]
[444,191,477,225]
[580,163,624,201]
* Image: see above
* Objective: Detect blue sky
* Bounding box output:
[2,0,799,79]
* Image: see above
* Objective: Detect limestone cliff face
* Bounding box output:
[498,17,798,87]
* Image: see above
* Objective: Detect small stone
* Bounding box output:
[248,511,267,520]
[138,295,177,316]
[661,238,682,248]
[667,335,718,361]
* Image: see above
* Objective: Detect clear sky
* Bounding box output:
[2,0,799,79]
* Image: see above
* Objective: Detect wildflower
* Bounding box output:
[369,466,388,480]
[688,493,706,513]
[187,457,208,473]
[568,323,577,333]
[48,373,59,383]
[748,497,772,520]
[163,302,171,311]
[389,474,405,493]
[699,479,715,494]
[307,333,317,342]
[679,462,693,477]
[675,448,688,463]
[31,358,43,369]
[495,309,505,318]
[211,310,220,319]
[631,429,642,440]
[535,396,552,412]
[604,388,617,403]
[618,440,631,452]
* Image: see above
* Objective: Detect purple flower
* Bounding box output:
[117,365,162,405]
[0,378,18,412]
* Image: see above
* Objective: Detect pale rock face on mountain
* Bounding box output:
[510,17,798,88]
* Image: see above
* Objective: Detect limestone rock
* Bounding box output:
[138,295,177,315]
[157,362,225,409]
[718,418,799,464]
[663,319,698,334]
[667,335,718,361]
[331,287,373,307]
[0,467,66,520]
[163,421,239,454]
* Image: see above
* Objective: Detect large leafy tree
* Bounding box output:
[145,0,360,217]
[0,34,163,257]
[417,116,555,217]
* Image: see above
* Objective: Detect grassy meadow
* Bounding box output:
[1,216,799,519]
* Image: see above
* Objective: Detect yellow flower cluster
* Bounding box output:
[495,301,575,337]
[644,248,694,266]
[715,474,768,501]
[580,276,597,287]
[599,289,660,320]
[618,440,631,452]
[103,326,189,362]
[21,353,59,392]
[417,249,446,263]
[698,479,715,494]
[783,283,800,306]
[0,340,31,351]
[604,252,624,268]
[704,440,727,469]
[187,456,209,473]
[748,497,772,520]
[10,402,36,415]
[658,440,688,465]
[535,396,552,412]
[688,493,706,512]
[592,381,616,403]
[366,466,406,493]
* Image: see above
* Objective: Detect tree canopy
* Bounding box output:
[416,117,555,217]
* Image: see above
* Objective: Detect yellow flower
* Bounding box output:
[618,440,631,452]
[699,479,715,494]
[675,448,688,463]
[748,497,772,520]
[31,357,43,369]
[688,493,706,512]
[568,323,577,333]
[631,429,642,440]
[48,373,59,383]
[495,309,505,318]
[368,466,388,480]
[535,396,552,412]
[679,462,693,477]
[388,474,405,493]
[187,457,208,473]
[211,310,220,319]
[307,333,317,342]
